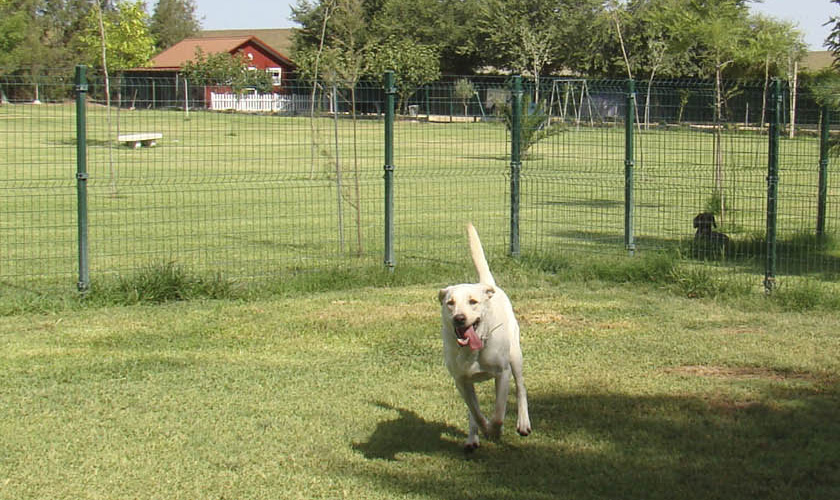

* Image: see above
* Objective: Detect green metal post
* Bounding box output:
[75,65,90,292]
[624,79,636,255]
[509,75,522,257]
[765,78,781,293]
[383,71,396,270]
[817,105,830,240]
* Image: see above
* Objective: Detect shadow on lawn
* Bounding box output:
[352,402,465,460]
[352,384,840,500]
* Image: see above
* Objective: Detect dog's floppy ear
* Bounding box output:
[438,287,450,304]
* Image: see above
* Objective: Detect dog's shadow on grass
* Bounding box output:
[352,402,465,461]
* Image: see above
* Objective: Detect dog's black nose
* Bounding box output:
[453,314,466,325]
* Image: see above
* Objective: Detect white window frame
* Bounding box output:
[267,67,283,86]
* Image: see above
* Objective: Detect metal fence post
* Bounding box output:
[383,71,396,270]
[509,75,522,257]
[624,79,636,255]
[75,65,90,292]
[817,105,830,240]
[765,78,781,293]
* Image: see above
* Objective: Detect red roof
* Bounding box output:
[148,36,294,70]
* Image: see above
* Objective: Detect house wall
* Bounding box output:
[235,42,295,87]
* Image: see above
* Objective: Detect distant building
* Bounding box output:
[123,31,296,109]
[198,29,294,60]
[801,51,833,73]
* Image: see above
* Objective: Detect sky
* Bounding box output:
[193,0,836,51]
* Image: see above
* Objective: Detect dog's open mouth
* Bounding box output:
[455,322,483,350]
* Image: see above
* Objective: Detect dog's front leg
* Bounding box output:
[455,379,488,450]
[489,371,512,439]
[466,410,481,450]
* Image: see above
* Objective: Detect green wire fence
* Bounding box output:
[0,67,836,293]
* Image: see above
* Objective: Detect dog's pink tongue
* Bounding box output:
[463,326,483,350]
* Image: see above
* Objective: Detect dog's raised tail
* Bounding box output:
[467,223,496,288]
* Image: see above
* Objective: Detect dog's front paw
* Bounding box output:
[464,436,480,452]
[516,419,532,436]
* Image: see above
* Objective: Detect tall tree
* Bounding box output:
[150,0,201,51]
[0,0,29,102]
[828,0,840,68]
[478,0,560,97]
[609,0,697,125]
[324,0,368,256]
[671,0,752,217]
[77,0,156,71]
[747,14,805,129]
[372,0,484,74]
[15,0,93,74]
[816,0,840,154]
[477,0,607,93]
[365,36,440,111]
[0,0,28,71]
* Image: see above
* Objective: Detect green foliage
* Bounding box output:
[181,49,273,93]
[828,0,840,66]
[454,78,476,115]
[0,0,27,70]
[704,191,723,215]
[150,0,201,51]
[76,0,156,72]
[500,94,562,157]
[366,37,440,112]
[476,0,563,79]
[373,0,484,74]
[810,72,840,156]
[98,261,234,304]
[771,278,840,311]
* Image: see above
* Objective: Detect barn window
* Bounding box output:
[268,67,282,86]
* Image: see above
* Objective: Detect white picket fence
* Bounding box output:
[210,92,304,113]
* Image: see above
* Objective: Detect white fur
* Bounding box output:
[439,223,531,450]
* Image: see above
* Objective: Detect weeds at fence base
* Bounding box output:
[91,261,234,304]
[3,253,840,316]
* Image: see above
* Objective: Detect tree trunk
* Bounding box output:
[351,86,363,257]
[331,84,345,254]
[761,55,769,130]
[789,59,798,139]
[309,0,334,179]
[714,63,726,220]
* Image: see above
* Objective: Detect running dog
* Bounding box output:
[439,223,531,450]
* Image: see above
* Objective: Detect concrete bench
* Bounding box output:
[118,133,162,148]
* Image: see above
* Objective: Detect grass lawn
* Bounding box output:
[1,264,838,499]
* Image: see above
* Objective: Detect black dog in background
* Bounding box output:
[693,212,729,257]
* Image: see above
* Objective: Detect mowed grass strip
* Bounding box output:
[1,268,838,500]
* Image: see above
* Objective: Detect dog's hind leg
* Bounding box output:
[510,345,532,436]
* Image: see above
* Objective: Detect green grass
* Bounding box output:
[1,263,839,499]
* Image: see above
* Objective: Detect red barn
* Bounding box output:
[151,35,294,88]
[123,32,296,109]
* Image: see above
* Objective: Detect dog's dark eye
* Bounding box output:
[447,299,455,306]
[469,298,478,305]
